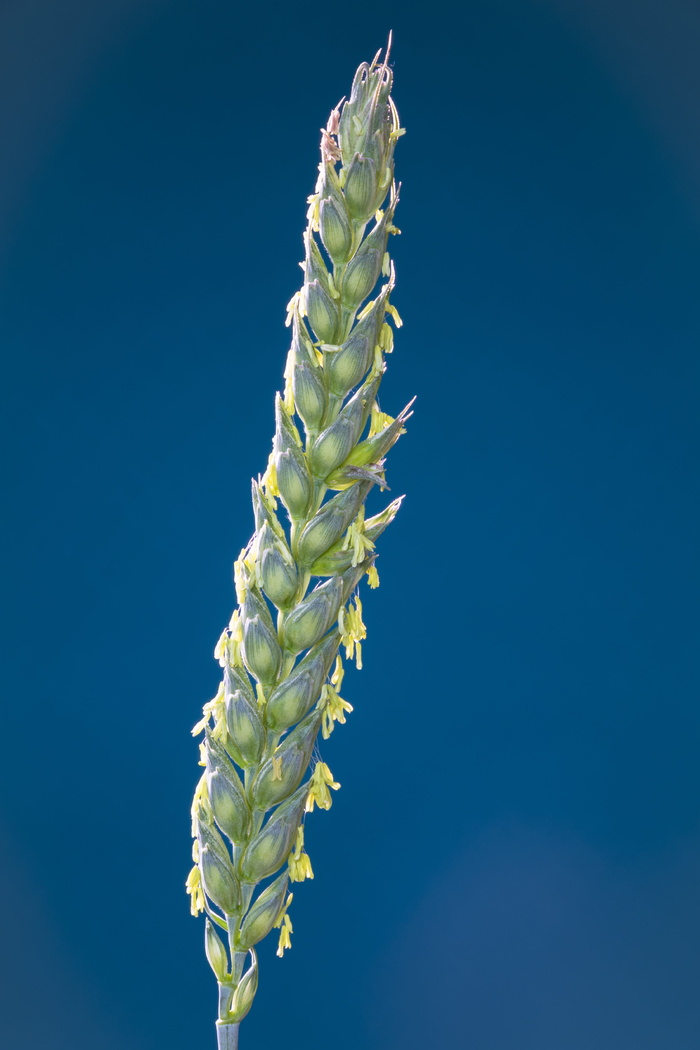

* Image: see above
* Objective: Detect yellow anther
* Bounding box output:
[342,508,376,567]
[386,302,403,327]
[305,761,341,811]
[190,773,209,834]
[339,596,367,668]
[373,345,384,375]
[213,628,229,667]
[331,655,344,690]
[320,682,354,739]
[369,402,395,437]
[276,914,293,956]
[356,298,375,322]
[288,826,314,883]
[234,552,250,605]
[260,453,279,500]
[282,352,295,414]
[192,682,227,739]
[285,291,301,327]
[367,565,380,589]
[306,192,321,230]
[185,865,205,916]
[288,850,314,883]
[379,323,394,353]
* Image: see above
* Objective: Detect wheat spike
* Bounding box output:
[188,42,408,1049]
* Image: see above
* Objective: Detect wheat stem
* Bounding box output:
[216,1022,240,1050]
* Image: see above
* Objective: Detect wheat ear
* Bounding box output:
[187,42,408,1050]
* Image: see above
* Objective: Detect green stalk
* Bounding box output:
[216,1022,240,1050]
[187,40,409,1046]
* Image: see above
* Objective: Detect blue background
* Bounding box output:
[2,1,699,1047]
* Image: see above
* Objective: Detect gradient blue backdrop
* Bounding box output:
[2,1,699,1048]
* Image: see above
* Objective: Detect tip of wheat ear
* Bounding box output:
[189,42,409,1043]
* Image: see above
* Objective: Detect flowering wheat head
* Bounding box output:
[187,43,408,1049]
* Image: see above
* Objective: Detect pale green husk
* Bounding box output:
[188,43,408,1047]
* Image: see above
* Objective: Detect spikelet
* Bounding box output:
[189,41,408,1049]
